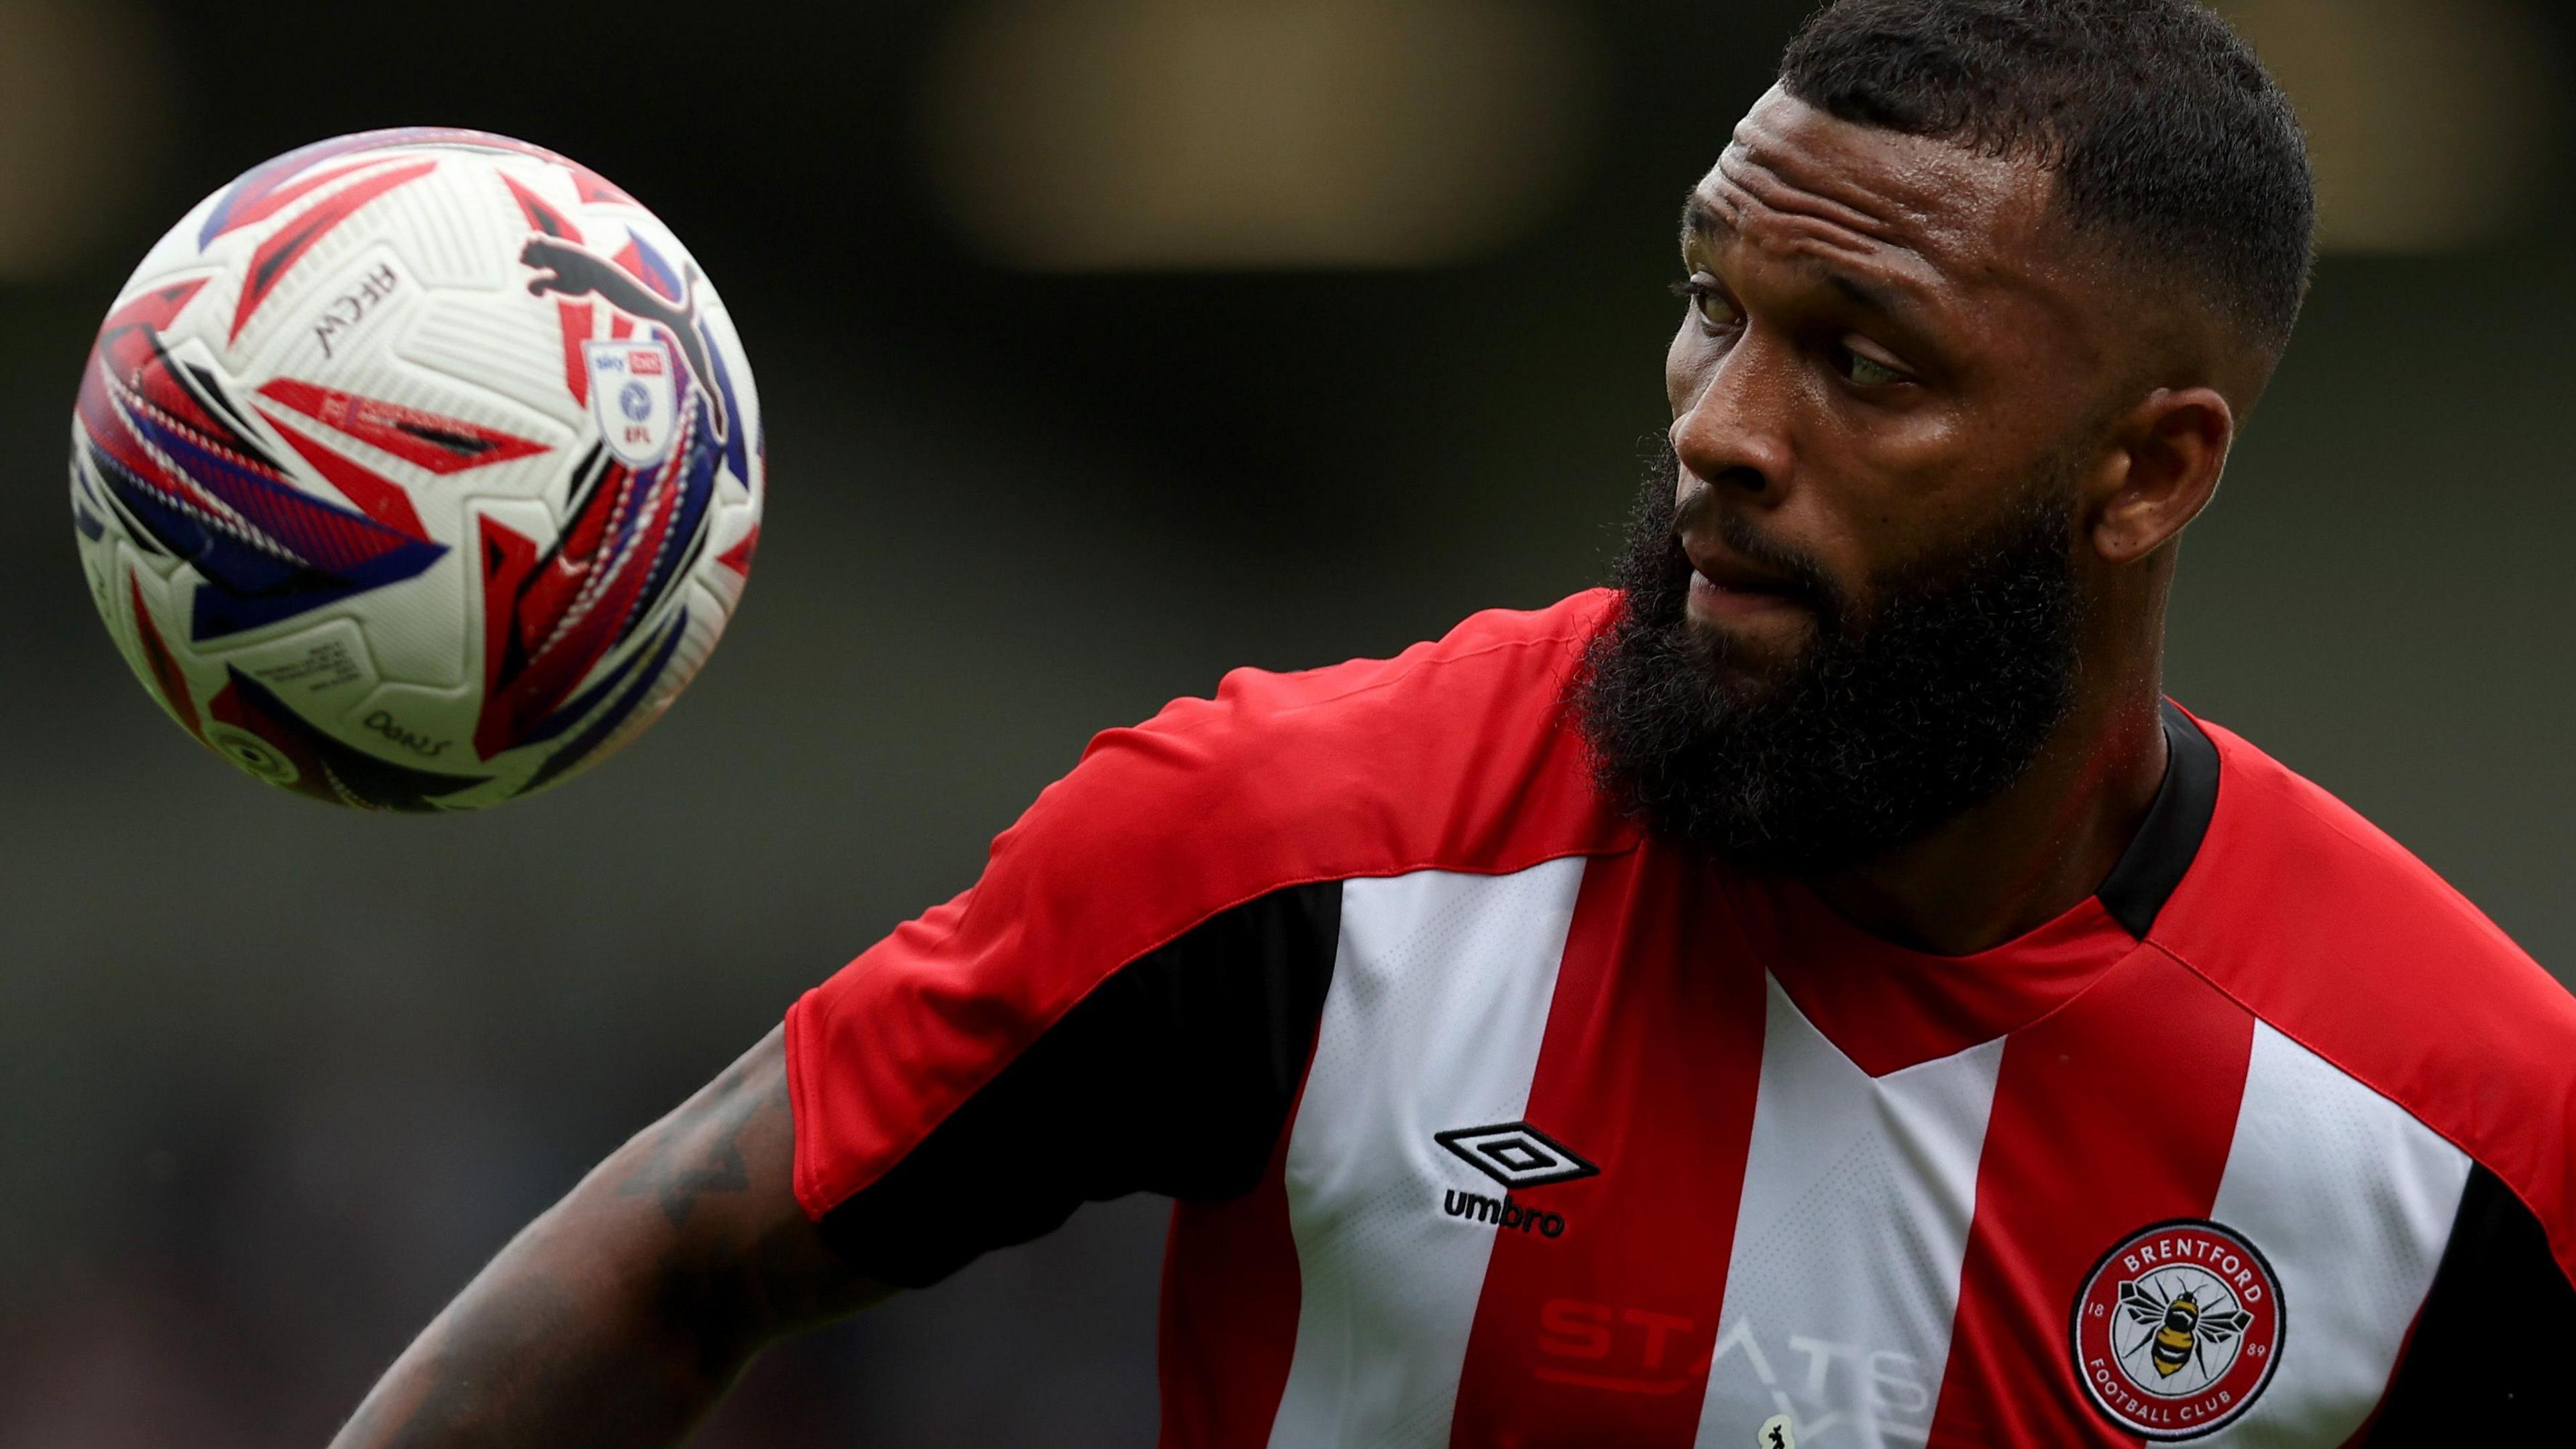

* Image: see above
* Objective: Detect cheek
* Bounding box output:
[1813,410,1991,545]
[1794,453,1983,598]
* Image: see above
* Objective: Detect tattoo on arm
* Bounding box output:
[613,1069,784,1228]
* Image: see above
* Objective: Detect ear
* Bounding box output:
[2090,387,2234,565]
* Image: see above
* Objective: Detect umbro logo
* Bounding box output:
[1435,1120,1601,1189]
[1434,1121,1595,1240]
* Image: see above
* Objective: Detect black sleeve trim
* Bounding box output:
[2362,1163,2576,1440]
[815,880,1342,1289]
[2095,700,2220,939]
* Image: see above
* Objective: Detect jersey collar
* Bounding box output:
[2094,700,2221,939]
[1719,700,2222,1077]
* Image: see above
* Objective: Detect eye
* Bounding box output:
[1672,274,1741,334]
[1835,342,1912,388]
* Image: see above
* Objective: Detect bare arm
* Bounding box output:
[331,1026,888,1448]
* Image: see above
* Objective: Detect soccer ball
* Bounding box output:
[68,127,763,811]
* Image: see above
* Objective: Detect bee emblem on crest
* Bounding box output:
[2119,1278,2255,1380]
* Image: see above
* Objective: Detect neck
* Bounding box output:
[1799,675,2171,957]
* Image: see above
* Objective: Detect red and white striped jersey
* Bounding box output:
[786,591,2576,1447]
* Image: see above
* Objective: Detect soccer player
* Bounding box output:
[333,2,2576,1444]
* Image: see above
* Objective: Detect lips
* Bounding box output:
[1681,535,1811,605]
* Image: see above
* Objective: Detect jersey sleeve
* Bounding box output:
[808,881,1338,1288]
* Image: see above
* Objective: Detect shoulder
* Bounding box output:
[786,592,1630,1216]
[1015,588,1628,906]
[2151,713,2576,1273]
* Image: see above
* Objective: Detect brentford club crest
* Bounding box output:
[2072,1219,2284,1440]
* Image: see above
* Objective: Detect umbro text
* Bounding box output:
[1443,1188,1567,1238]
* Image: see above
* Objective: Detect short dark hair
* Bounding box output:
[1782,0,2314,355]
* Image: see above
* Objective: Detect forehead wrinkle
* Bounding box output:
[1696,156,1945,321]
[1716,139,1929,256]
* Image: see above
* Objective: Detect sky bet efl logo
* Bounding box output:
[584,338,678,467]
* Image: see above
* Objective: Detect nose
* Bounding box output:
[1670,331,1795,503]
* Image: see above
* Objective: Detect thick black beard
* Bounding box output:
[1574,441,2085,873]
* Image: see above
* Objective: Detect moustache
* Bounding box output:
[1668,486,1844,619]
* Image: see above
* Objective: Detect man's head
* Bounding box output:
[1579,0,2313,871]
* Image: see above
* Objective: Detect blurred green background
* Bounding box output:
[1,0,2569,1442]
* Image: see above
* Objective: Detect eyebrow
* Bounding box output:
[1681,193,1727,248]
[1680,192,1927,328]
